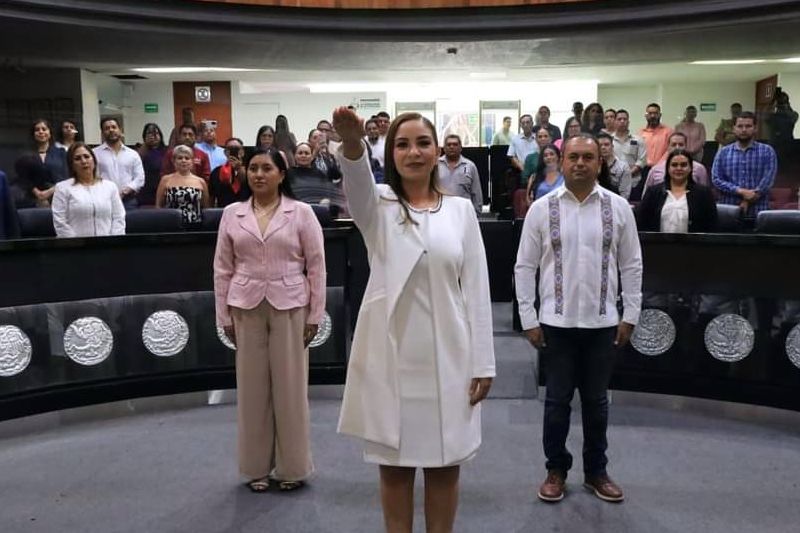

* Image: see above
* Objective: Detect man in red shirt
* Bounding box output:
[161,123,211,181]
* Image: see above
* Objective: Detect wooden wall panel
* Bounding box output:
[755,75,778,140]
[198,0,589,8]
[173,82,232,146]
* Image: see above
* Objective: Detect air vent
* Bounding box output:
[111,74,148,80]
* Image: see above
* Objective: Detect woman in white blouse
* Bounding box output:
[52,143,126,238]
[636,149,717,233]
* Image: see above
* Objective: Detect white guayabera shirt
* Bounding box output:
[514,184,643,330]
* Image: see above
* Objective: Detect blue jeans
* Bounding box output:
[540,325,617,477]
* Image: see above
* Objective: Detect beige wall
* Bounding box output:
[232,86,386,144]
[597,85,658,132]
[599,82,754,136]
[90,76,174,146]
[94,78,384,146]
[119,82,175,146]
[91,77,767,147]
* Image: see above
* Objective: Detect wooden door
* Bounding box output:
[172,81,232,144]
[755,75,778,141]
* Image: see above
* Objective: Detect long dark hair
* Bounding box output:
[562,116,582,140]
[247,147,296,199]
[30,118,52,149]
[383,112,444,225]
[581,102,604,134]
[597,158,618,194]
[141,122,166,149]
[274,115,295,151]
[531,144,561,200]
[664,149,695,189]
[255,125,275,149]
[58,119,82,144]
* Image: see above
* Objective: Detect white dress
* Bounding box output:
[363,198,471,467]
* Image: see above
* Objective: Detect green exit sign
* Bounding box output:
[699,103,716,112]
[144,103,159,113]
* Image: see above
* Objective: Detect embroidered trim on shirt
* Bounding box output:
[548,195,564,315]
[599,194,614,316]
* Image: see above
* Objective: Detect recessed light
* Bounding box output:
[690,60,766,65]
[131,67,266,73]
[779,57,800,63]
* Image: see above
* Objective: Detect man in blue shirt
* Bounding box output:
[712,111,777,217]
[196,122,228,172]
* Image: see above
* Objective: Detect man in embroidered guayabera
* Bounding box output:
[514,134,642,504]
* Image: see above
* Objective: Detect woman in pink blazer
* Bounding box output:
[213,146,326,493]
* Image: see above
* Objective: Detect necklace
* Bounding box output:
[253,198,280,218]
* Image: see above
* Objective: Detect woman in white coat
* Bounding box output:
[333,107,495,533]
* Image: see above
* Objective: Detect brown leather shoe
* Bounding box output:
[538,470,566,502]
[583,474,624,502]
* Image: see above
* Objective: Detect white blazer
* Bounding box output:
[51,178,126,238]
[336,146,495,464]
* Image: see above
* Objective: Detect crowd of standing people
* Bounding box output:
[502,100,786,225]
[0,94,797,532]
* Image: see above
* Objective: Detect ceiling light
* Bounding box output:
[131,67,267,73]
[690,60,766,65]
[308,82,396,93]
[779,57,800,63]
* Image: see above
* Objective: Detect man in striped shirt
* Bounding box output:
[711,111,777,217]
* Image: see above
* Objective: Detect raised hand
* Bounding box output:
[332,106,365,160]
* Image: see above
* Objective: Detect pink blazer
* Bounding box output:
[213,196,326,327]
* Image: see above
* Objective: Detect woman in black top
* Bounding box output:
[137,123,167,206]
[12,119,69,207]
[637,149,717,233]
[581,102,605,135]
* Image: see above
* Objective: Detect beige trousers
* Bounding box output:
[231,300,313,481]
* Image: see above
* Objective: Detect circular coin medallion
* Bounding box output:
[785,324,800,370]
[216,325,236,351]
[631,309,676,356]
[704,314,754,362]
[64,317,113,366]
[0,325,32,377]
[309,311,332,348]
[142,311,189,357]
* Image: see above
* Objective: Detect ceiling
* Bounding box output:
[2,0,800,85]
